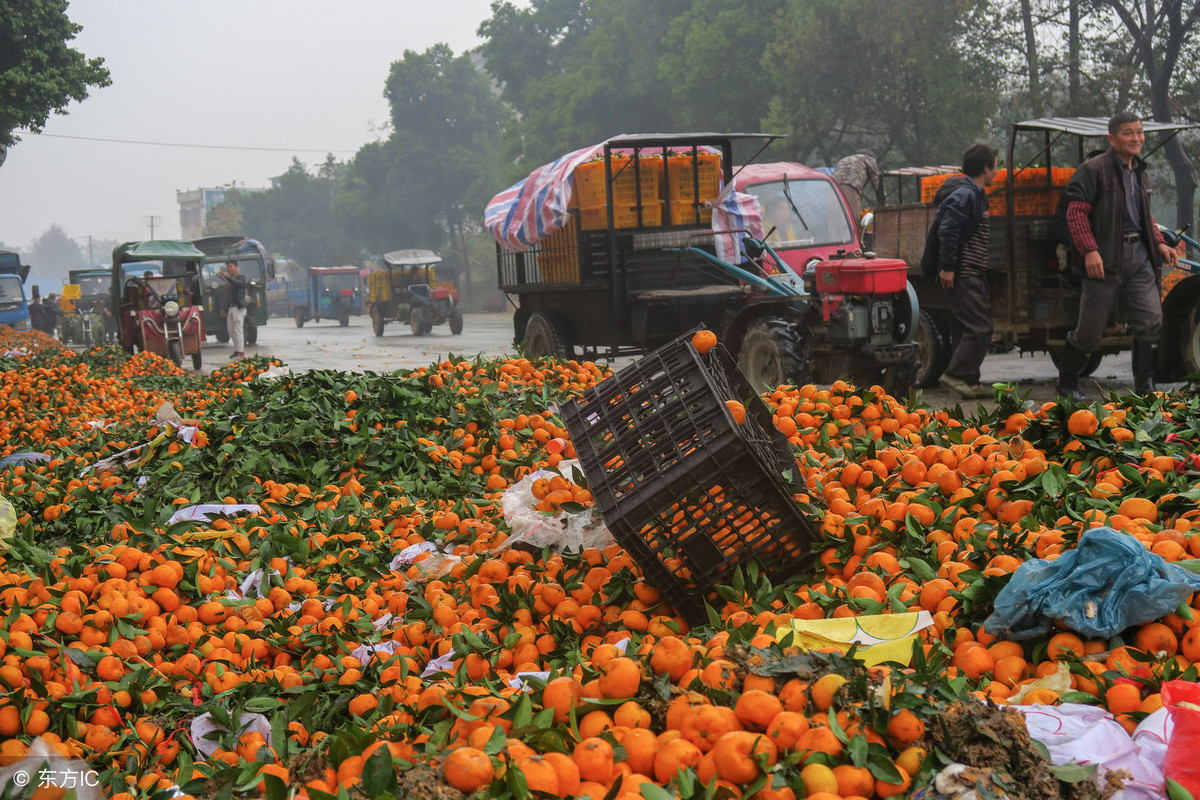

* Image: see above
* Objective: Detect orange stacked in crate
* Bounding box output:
[666,152,721,224]
[575,156,664,230]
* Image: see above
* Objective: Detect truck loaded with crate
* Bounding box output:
[486,132,920,392]
[871,116,1200,387]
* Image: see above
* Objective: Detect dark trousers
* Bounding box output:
[1067,240,1162,351]
[945,271,993,385]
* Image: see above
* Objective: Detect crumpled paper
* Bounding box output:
[189,712,271,757]
[775,611,934,666]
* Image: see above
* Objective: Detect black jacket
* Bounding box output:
[920,177,987,279]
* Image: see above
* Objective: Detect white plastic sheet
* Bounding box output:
[499,460,614,552]
[1015,703,1168,800]
[189,712,271,758]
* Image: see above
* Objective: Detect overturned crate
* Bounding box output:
[562,330,818,624]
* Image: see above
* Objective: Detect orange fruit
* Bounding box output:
[692,329,718,354]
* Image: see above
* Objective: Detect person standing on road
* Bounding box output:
[833,151,881,227]
[219,260,250,359]
[42,294,61,336]
[921,144,999,398]
[1055,111,1178,400]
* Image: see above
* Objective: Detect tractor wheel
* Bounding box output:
[913,309,952,388]
[214,327,230,343]
[371,306,386,337]
[737,317,812,390]
[339,311,350,327]
[410,306,425,336]
[294,308,305,328]
[167,339,183,368]
[449,308,464,335]
[522,311,571,359]
[245,316,258,345]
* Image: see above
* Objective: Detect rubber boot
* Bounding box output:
[1132,339,1158,394]
[1055,341,1089,401]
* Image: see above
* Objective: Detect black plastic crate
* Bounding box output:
[562,329,818,624]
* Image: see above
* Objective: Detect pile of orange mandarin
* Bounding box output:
[0,325,1194,800]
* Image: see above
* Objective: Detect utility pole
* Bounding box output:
[87,235,93,267]
[145,215,161,240]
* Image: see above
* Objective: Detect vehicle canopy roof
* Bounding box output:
[0,250,30,282]
[383,249,441,267]
[113,240,205,266]
[731,162,836,189]
[484,132,781,253]
[308,266,360,274]
[1012,116,1200,136]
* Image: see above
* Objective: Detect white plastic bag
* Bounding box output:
[499,459,614,552]
[190,711,271,757]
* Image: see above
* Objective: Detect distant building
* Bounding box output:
[176,186,266,239]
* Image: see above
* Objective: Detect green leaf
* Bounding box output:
[1048,763,1097,783]
[361,744,397,796]
[1168,778,1196,800]
[640,783,677,800]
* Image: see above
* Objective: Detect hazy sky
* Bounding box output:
[0,1,496,257]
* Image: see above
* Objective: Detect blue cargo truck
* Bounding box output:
[0,251,32,332]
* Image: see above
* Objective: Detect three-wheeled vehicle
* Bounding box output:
[59,268,112,345]
[872,116,1200,387]
[191,235,273,345]
[488,133,918,390]
[369,250,463,336]
[111,241,206,369]
[291,266,362,327]
[0,251,32,333]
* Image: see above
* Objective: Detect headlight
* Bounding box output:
[163,300,180,317]
[15,319,30,331]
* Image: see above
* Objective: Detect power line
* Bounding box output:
[17,130,359,154]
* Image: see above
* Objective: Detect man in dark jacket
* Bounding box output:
[1056,111,1178,399]
[921,144,998,398]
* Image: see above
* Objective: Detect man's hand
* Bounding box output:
[1084,250,1105,280]
[938,269,955,290]
[1158,242,1180,268]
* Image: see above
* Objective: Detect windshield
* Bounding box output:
[77,275,107,297]
[318,273,359,292]
[0,276,23,302]
[751,179,855,248]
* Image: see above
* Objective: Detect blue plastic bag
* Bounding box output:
[983,526,1200,640]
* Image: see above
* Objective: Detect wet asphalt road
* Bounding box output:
[194,311,1159,410]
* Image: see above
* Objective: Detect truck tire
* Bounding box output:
[449,308,464,335]
[294,308,305,328]
[913,310,951,388]
[371,306,385,337]
[1184,302,1200,374]
[339,311,350,327]
[167,339,183,368]
[244,317,258,345]
[522,311,571,359]
[192,350,202,371]
[737,318,812,390]
[410,307,425,336]
[214,327,230,343]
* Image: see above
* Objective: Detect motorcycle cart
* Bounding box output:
[292,266,362,327]
[111,240,206,370]
[192,235,274,345]
[369,249,463,336]
[59,268,113,345]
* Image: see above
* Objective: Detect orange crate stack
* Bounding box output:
[667,201,713,225]
[920,174,953,203]
[579,202,663,230]
[574,157,663,208]
[666,153,722,203]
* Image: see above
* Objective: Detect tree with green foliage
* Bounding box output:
[762,0,1000,166]
[479,0,690,175]
[238,158,359,267]
[337,43,507,308]
[0,0,110,166]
